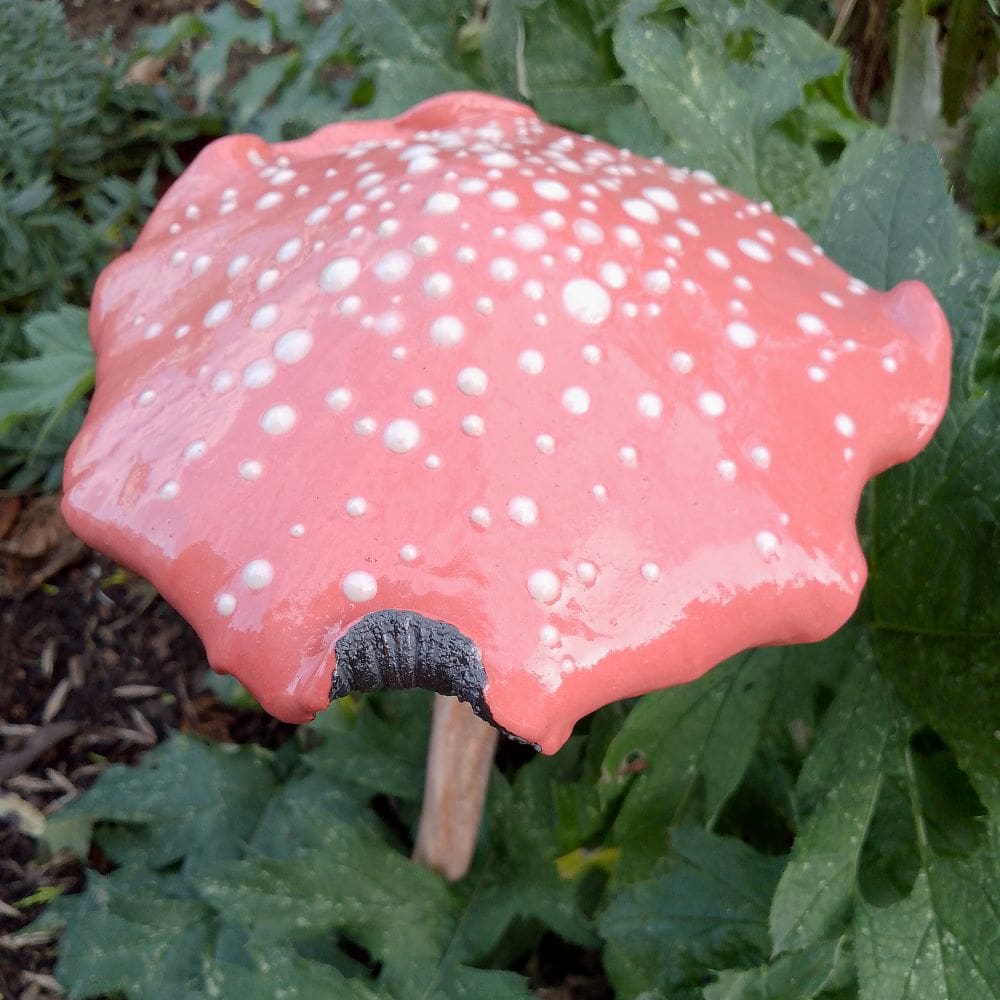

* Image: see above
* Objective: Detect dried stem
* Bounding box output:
[412,693,499,881]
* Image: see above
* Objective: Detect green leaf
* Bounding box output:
[601,647,784,870]
[612,0,846,195]
[600,827,782,997]
[967,79,1000,217]
[819,131,960,295]
[0,306,94,431]
[42,870,214,1000]
[770,646,893,953]
[47,734,276,874]
[855,842,1000,999]
[703,935,854,999]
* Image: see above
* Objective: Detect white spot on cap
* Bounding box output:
[561,386,590,415]
[512,223,547,251]
[600,261,628,289]
[821,291,844,308]
[290,523,305,537]
[698,391,726,417]
[573,219,604,244]
[576,561,597,585]
[670,351,694,374]
[563,278,611,324]
[706,248,731,269]
[637,392,663,418]
[342,571,377,602]
[325,387,352,411]
[534,179,570,201]
[375,250,413,283]
[185,440,207,461]
[490,257,518,282]
[797,313,827,335]
[261,404,296,435]
[528,569,561,604]
[462,414,485,437]
[881,356,898,373]
[424,272,453,298]
[622,198,659,224]
[490,189,519,209]
[737,238,773,262]
[276,238,302,263]
[726,321,758,349]
[536,433,555,454]
[470,505,491,528]
[384,418,421,452]
[320,257,360,293]
[412,388,436,407]
[540,624,561,648]
[251,304,279,330]
[788,247,814,267]
[274,329,313,364]
[717,459,737,480]
[227,255,249,277]
[412,235,439,256]
[430,315,465,347]
[508,496,539,526]
[754,531,780,560]
[215,593,237,616]
[158,480,180,500]
[644,269,671,294]
[808,366,827,382]
[619,445,638,467]
[204,300,232,327]
[191,254,212,276]
[346,496,367,517]
[424,192,460,214]
[239,460,263,481]
[400,544,420,562]
[138,389,156,407]
[641,562,661,582]
[242,559,274,590]
[642,186,679,212]
[457,367,489,396]
[834,413,856,437]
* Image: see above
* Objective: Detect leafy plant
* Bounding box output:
[17,1,1000,997]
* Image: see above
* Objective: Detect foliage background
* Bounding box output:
[2,0,998,997]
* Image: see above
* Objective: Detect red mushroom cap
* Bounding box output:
[63,92,951,753]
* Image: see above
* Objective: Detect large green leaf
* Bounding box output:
[600,827,782,997]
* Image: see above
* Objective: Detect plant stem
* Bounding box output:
[412,694,499,881]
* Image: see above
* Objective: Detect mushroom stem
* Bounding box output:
[413,693,499,880]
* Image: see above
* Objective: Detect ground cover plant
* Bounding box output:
[2,0,998,997]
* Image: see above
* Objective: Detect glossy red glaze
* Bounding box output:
[62,92,951,753]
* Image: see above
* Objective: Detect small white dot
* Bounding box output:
[470,505,492,528]
[562,278,611,324]
[698,391,726,417]
[204,300,232,327]
[788,247,814,267]
[374,250,413,283]
[619,445,638,467]
[424,192,460,214]
[637,392,663,418]
[534,179,570,201]
[706,248,731,269]
[592,484,608,501]
[561,386,590,415]
[242,559,274,590]
[717,459,737,481]
[325,387,352,411]
[518,349,545,375]
[808,366,827,382]
[528,569,561,604]
[342,571,377,602]
[290,523,305,538]
[273,329,313,364]
[215,593,237,616]
[508,496,539,526]
[276,237,302,263]
[726,321,758,348]
[820,291,844,308]
[457,367,489,396]
[185,440,207,461]
[754,531,780,560]
[412,388,436,407]
[228,255,249,277]
[576,561,598,585]
[346,496,368,517]
[320,257,361,293]
[737,238,772,262]
[797,313,827,335]
[834,413,856,437]
[425,453,442,469]
[400,544,420,562]
[239,460,263,481]
[158,480,180,500]
[750,445,771,469]
[536,433,555,454]
[260,404,296,435]
[138,389,156,407]
[540,624,561,647]
[191,254,212,277]
[881,356,898,373]
[644,269,671,294]
[670,351,694,374]
[599,261,628,289]
[641,562,661,582]
[412,235,439,256]
[572,219,603,245]
[489,189,519,209]
[423,272,453,298]
[251,304,279,330]
[384,418,421,452]
[622,198,659,225]
[430,315,465,347]
[256,192,283,211]
[581,344,602,365]
[462,414,485,437]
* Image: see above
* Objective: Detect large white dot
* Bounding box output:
[384,418,421,452]
[342,571,377,602]
[424,192,460,214]
[508,496,539,526]
[260,404,296,435]
[561,386,590,415]
[698,391,726,417]
[462,414,485,437]
[242,559,274,590]
[562,278,611,325]
[251,304,279,330]
[346,496,367,517]
[576,561,598,585]
[528,569,561,604]
[320,257,360,293]
[273,329,313,364]
[754,531,780,559]
[642,186,679,212]
[204,300,232,327]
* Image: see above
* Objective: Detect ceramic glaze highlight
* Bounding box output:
[62,92,951,753]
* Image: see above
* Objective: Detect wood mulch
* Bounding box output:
[0,495,294,999]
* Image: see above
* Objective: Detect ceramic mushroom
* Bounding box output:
[62,91,951,880]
